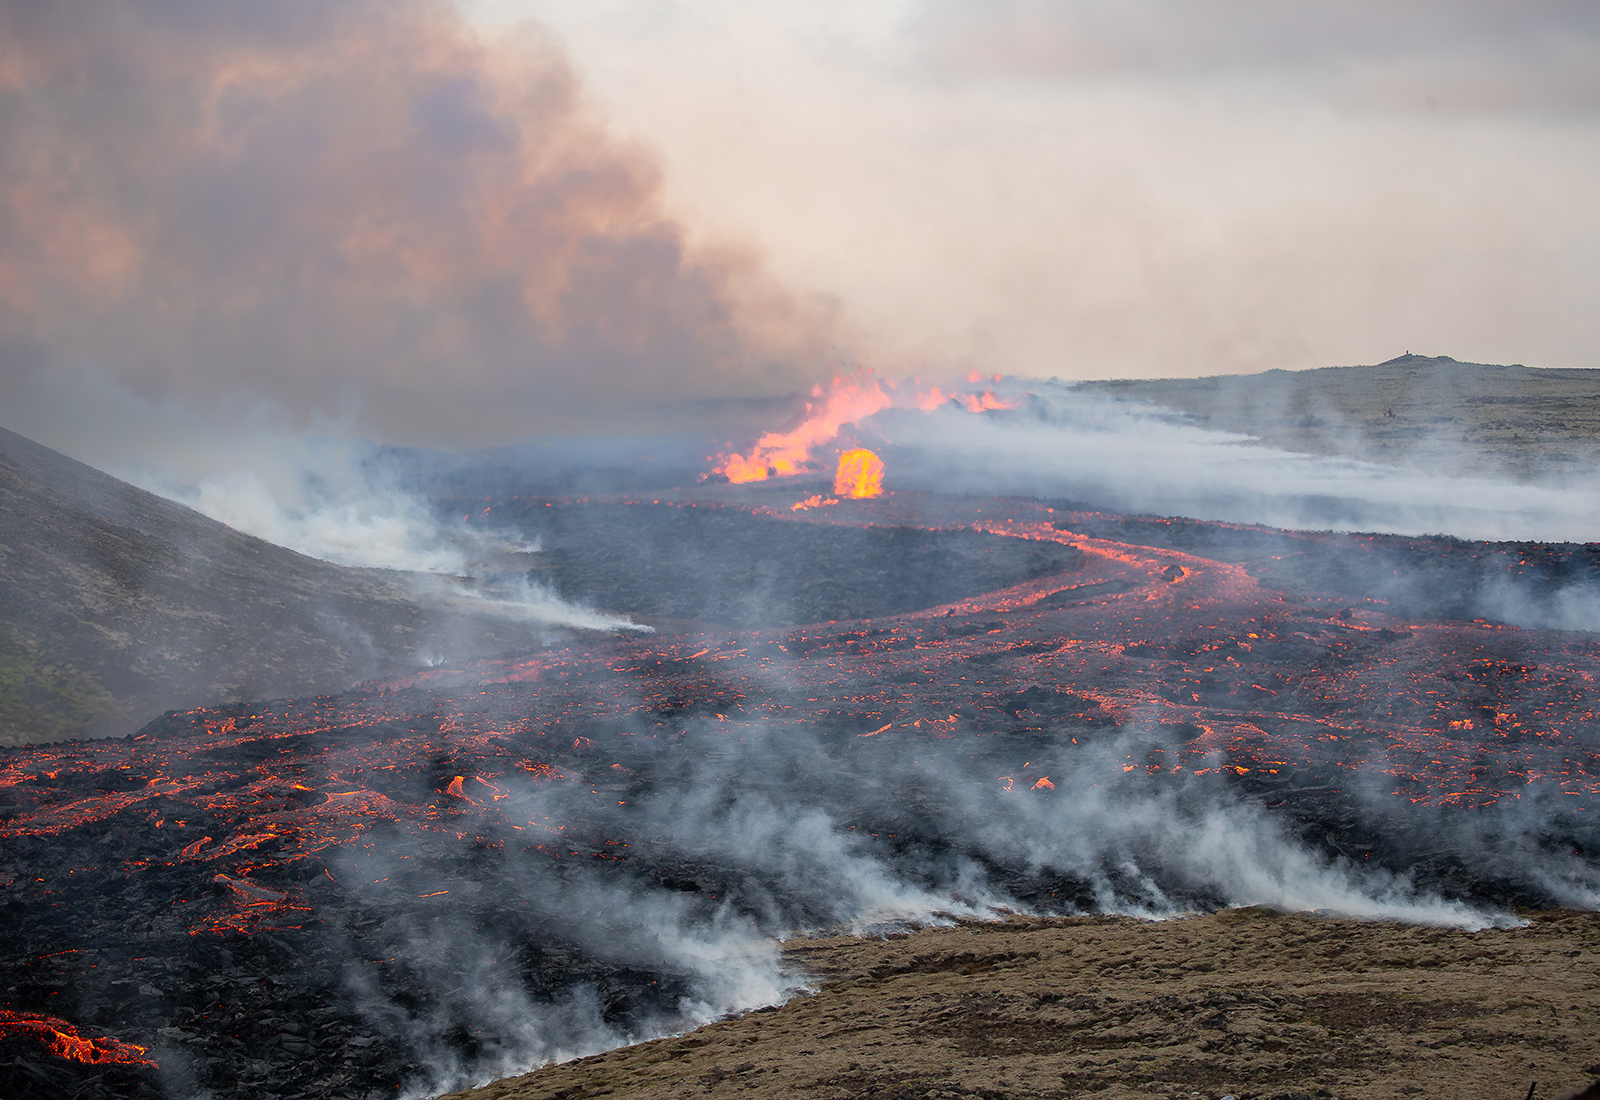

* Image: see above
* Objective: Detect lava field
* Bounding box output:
[2,494,1598,1100]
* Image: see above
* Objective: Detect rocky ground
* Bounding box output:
[3,490,1597,1099]
[0,427,1083,745]
[445,908,1600,1100]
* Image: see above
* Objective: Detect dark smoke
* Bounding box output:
[0,0,833,460]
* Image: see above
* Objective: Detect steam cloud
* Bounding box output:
[868,383,1600,544]
[107,418,649,634]
[320,697,1569,1097]
[0,0,831,627]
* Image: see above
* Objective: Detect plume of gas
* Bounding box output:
[870,723,1513,929]
[519,706,1518,932]
[1472,574,1600,634]
[632,785,1005,932]
[112,415,648,634]
[0,0,830,444]
[1331,743,1600,912]
[158,455,464,574]
[331,821,797,1097]
[317,661,1594,1092]
[428,573,652,635]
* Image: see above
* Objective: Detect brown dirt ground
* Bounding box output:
[442,909,1600,1100]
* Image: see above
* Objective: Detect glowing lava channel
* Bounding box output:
[0,1009,155,1066]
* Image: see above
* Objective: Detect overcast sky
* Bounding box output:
[3,0,1598,463]
[490,0,1600,379]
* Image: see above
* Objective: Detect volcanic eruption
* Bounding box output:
[4,0,1599,1095]
[4,362,1600,1100]
[710,371,1012,486]
[3,461,1598,1100]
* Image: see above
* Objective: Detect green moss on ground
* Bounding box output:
[0,623,125,746]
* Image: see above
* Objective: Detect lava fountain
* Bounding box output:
[711,369,1012,484]
[834,449,885,499]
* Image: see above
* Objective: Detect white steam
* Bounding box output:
[378,737,1522,1090]
[871,382,1600,544]
[437,574,655,634]
[163,457,465,574]
[336,840,799,1099]
[314,653,1588,1095]
[111,416,651,634]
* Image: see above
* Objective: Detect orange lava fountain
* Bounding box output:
[711,369,1012,483]
[717,372,894,484]
[834,449,885,498]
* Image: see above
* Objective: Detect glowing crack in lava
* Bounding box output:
[712,369,1012,483]
[834,448,885,499]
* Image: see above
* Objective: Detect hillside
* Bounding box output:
[0,425,552,745]
[1077,354,1600,479]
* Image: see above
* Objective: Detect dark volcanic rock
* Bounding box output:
[2,483,1596,1100]
[513,501,1085,627]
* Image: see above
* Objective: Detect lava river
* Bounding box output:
[2,494,1597,1100]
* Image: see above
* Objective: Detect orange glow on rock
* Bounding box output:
[834,448,885,498]
[790,495,838,512]
[0,1010,155,1067]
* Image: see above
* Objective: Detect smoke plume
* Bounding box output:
[0,0,830,458]
[868,383,1600,545]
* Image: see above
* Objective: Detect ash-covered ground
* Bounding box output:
[2,492,1598,1100]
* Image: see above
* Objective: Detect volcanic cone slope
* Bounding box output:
[0,426,553,744]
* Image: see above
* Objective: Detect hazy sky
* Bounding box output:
[3,0,1598,460]
[491,0,1600,379]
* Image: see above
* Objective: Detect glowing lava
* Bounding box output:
[1,495,1597,1098]
[711,369,1012,483]
[0,1010,155,1066]
[790,494,838,512]
[717,371,894,483]
[834,448,885,498]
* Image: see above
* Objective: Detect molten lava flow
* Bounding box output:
[0,1010,155,1066]
[834,449,885,499]
[3,492,1598,1100]
[710,369,1014,482]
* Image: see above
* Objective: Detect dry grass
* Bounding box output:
[443,908,1600,1100]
